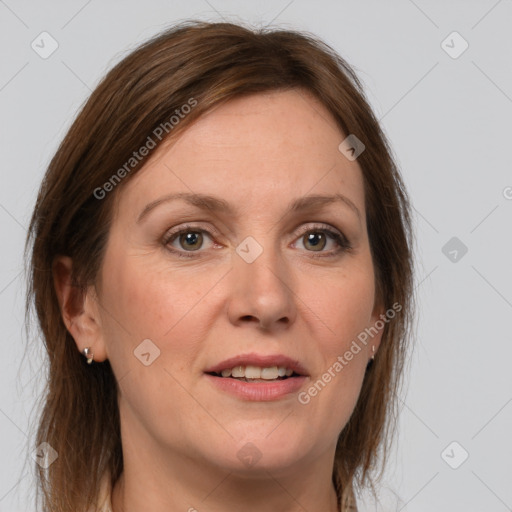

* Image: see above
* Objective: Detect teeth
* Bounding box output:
[261,366,278,379]
[218,365,295,379]
[232,366,244,378]
[245,365,261,379]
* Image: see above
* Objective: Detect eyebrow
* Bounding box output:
[136,192,362,224]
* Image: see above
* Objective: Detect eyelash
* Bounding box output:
[162,223,352,260]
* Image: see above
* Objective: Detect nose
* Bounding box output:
[227,240,297,331]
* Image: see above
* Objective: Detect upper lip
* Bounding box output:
[205,353,309,376]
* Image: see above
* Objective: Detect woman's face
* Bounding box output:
[91,89,383,475]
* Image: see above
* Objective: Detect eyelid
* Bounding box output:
[293,222,344,238]
[162,223,220,243]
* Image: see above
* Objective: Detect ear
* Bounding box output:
[52,255,108,362]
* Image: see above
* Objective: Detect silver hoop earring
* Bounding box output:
[82,347,94,364]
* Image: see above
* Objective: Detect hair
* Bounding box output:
[25,19,415,512]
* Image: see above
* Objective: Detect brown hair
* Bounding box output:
[25,20,415,512]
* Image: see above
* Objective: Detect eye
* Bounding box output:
[163,224,217,258]
[293,224,351,257]
[162,223,351,259]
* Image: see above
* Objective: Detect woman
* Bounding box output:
[26,20,415,512]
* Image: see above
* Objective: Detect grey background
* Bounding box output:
[1,0,511,510]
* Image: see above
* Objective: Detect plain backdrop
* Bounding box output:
[1,1,511,511]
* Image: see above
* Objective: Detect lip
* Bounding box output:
[204,352,309,376]
[204,373,308,401]
[203,352,309,402]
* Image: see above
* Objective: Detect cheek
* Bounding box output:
[304,261,376,355]
[101,243,188,334]
[97,250,215,432]
[295,258,375,422]
[99,244,224,374]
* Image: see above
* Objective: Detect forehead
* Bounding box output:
[115,89,366,222]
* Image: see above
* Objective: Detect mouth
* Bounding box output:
[206,365,302,383]
[203,354,309,401]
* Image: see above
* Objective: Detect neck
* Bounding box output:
[111,400,343,512]
[111,446,341,512]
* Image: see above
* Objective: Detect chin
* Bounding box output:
[200,428,314,474]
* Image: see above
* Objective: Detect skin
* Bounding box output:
[54,89,384,512]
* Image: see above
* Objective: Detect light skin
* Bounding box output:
[54,89,384,512]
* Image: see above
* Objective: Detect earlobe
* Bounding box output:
[52,255,108,362]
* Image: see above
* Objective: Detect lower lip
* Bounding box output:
[204,374,308,401]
